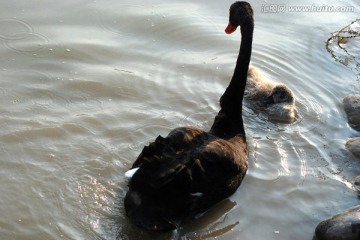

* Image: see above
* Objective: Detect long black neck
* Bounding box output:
[210,20,254,139]
[221,22,253,114]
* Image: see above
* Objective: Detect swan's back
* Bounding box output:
[245,66,274,103]
[125,127,247,230]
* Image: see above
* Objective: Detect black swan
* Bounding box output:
[124,1,253,230]
[245,66,296,123]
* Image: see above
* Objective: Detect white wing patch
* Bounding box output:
[190,192,204,197]
[125,167,140,178]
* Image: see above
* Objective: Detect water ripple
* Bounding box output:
[151,3,221,49]
[0,18,50,57]
[4,32,49,54]
[0,18,33,40]
[293,97,323,134]
[95,3,156,38]
[1,1,359,240]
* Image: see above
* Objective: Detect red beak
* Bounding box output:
[225,22,238,34]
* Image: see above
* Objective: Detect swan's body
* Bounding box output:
[245,66,296,123]
[124,1,253,230]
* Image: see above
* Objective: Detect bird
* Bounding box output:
[245,66,297,123]
[124,1,253,231]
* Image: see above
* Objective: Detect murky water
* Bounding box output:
[0,0,359,239]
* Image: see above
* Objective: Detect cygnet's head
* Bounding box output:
[264,84,294,106]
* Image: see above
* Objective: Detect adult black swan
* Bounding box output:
[124,1,253,231]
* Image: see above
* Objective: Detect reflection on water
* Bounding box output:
[0,0,359,239]
[178,200,238,240]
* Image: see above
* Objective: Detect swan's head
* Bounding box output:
[264,84,295,106]
[225,1,254,34]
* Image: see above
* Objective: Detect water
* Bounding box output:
[0,0,359,239]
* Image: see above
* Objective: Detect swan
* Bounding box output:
[124,1,253,230]
[245,66,297,123]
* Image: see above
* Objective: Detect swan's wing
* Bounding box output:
[148,160,187,189]
[125,167,139,178]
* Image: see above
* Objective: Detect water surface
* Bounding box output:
[0,0,359,239]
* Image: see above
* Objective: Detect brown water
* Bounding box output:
[0,0,359,239]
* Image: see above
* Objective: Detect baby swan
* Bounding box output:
[245,66,297,123]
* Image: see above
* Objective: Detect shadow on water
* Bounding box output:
[114,198,238,240]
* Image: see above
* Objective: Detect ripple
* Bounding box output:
[31,89,57,107]
[242,96,323,138]
[0,126,66,143]
[95,4,155,38]
[152,4,221,49]
[0,18,33,40]
[13,70,58,107]
[248,138,282,181]
[0,69,65,111]
[292,97,323,134]
[65,93,103,112]
[183,110,214,129]
[4,32,49,54]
